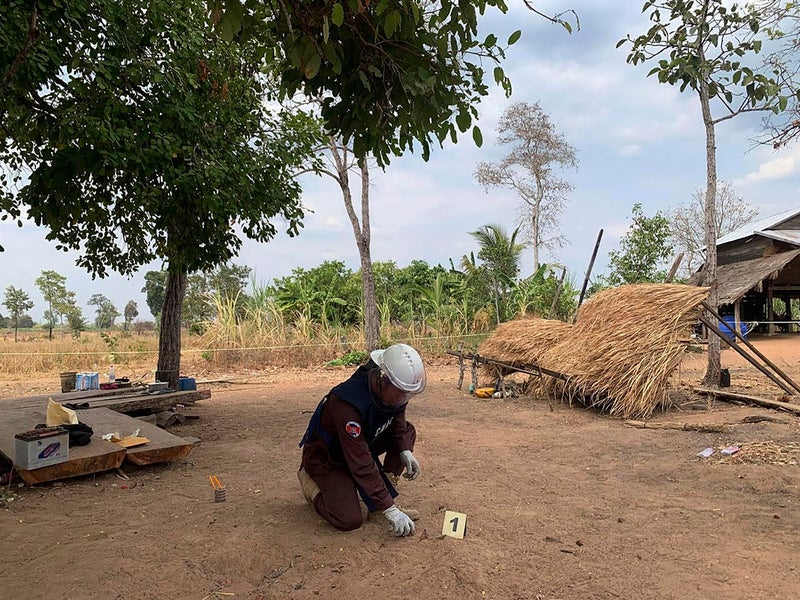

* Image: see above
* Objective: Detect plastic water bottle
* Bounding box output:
[109,365,115,383]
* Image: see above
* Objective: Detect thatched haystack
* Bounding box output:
[477,317,573,379]
[536,284,709,419]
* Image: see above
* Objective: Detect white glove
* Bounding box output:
[383,505,416,537]
[399,450,420,480]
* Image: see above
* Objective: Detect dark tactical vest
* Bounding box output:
[299,360,402,449]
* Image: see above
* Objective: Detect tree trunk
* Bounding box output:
[329,139,380,351]
[157,269,187,389]
[357,160,380,351]
[699,79,721,386]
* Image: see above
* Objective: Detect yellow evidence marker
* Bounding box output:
[442,510,467,539]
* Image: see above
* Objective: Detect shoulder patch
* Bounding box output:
[345,421,362,438]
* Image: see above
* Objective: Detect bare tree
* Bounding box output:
[761,6,800,148]
[301,136,380,351]
[474,101,578,272]
[670,181,759,275]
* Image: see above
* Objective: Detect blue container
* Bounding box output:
[178,377,197,391]
[75,372,100,391]
[720,316,748,340]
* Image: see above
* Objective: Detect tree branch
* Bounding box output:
[0,3,40,97]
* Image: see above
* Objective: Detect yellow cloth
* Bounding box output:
[46,398,78,426]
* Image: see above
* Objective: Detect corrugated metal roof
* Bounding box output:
[758,230,800,245]
[716,207,800,246]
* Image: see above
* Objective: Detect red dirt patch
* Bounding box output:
[1,337,800,599]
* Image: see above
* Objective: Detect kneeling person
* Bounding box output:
[298,343,426,537]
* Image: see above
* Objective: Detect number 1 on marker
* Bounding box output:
[442,510,467,539]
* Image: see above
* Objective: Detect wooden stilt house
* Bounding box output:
[692,208,800,334]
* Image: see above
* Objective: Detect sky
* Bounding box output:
[3,0,800,322]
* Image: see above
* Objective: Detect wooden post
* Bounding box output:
[733,299,741,345]
[699,314,796,395]
[456,346,464,390]
[575,229,603,323]
[548,267,567,319]
[767,281,775,335]
[664,252,684,283]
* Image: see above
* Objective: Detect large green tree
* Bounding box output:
[1,0,319,386]
[213,0,536,165]
[620,0,795,385]
[2,0,572,382]
[123,300,139,332]
[88,294,119,330]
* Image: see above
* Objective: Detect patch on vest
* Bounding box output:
[345,421,362,438]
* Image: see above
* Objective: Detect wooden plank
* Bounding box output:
[83,389,211,414]
[1,389,211,415]
[75,408,193,466]
[0,408,126,485]
[695,386,800,415]
[0,386,147,410]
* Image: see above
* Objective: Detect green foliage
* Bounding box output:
[64,305,86,339]
[3,285,33,319]
[88,294,119,330]
[99,330,120,363]
[143,263,254,333]
[372,259,453,324]
[459,223,525,323]
[509,264,578,321]
[2,0,322,279]
[200,1,577,168]
[141,271,168,319]
[213,0,529,166]
[271,260,359,325]
[620,1,786,114]
[13,314,35,328]
[326,349,368,366]
[123,301,139,331]
[3,285,33,340]
[603,203,674,286]
[34,270,72,336]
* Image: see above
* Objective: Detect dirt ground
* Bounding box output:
[1,335,799,600]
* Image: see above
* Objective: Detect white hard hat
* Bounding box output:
[370,343,426,394]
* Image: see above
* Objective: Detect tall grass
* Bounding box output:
[0,294,496,382]
[197,292,490,369]
[0,329,161,378]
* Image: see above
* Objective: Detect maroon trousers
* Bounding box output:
[302,426,416,531]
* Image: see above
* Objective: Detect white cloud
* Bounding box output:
[734,145,800,185]
[6,0,800,318]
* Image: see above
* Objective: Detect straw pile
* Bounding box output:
[479,317,573,364]
[538,284,709,419]
[477,317,573,379]
[477,284,709,419]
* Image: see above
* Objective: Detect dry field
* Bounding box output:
[1,335,799,600]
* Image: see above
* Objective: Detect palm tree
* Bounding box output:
[460,223,525,325]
